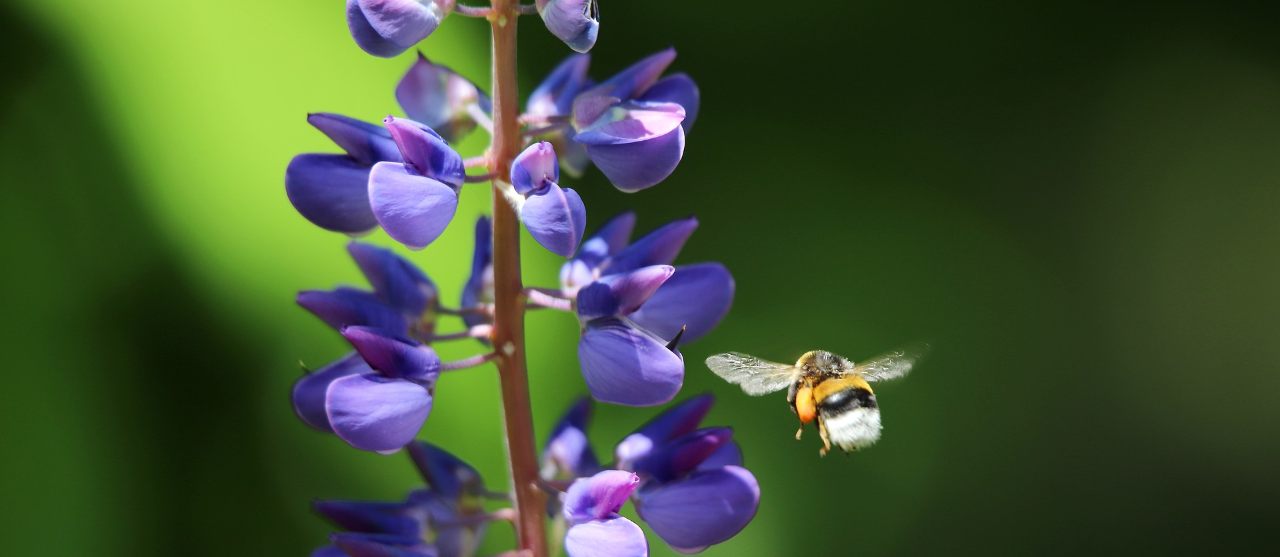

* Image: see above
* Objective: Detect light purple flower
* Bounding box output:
[512,142,587,257]
[286,113,402,234]
[536,0,599,53]
[347,0,455,58]
[542,397,601,482]
[369,117,465,250]
[528,54,593,177]
[562,471,648,557]
[569,49,699,191]
[397,53,492,143]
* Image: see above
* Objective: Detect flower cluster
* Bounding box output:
[285,3,754,557]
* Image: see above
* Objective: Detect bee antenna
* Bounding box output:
[665,325,688,351]
[299,360,311,375]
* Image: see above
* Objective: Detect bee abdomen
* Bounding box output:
[816,387,877,416]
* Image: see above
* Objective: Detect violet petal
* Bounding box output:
[293,352,372,433]
[627,262,734,343]
[313,499,423,537]
[564,515,648,557]
[368,162,460,251]
[578,318,684,406]
[383,117,465,187]
[583,125,685,192]
[341,326,441,383]
[308,113,403,165]
[286,154,379,234]
[349,0,447,58]
[564,470,640,521]
[603,216,698,276]
[296,287,409,333]
[396,53,490,142]
[543,397,600,480]
[407,441,487,500]
[528,53,592,118]
[538,0,599,53]
[636,73,700,133]
[347,242,437,317]
[511,141,559,195]
[331,532,439,557]
[614,394,714,468]
[575,265,674,321]
[633,466,760,553]
[696,439,743,471]
[632,427,733,482]
[574,102,685,146]
[522,183,587,258]
[325,373,433,452]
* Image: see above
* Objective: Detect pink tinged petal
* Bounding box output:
[634,466,760,553]
[383,117,465,187]
[368,162,460,250]
[407,441,487,500]
[627,262,734,343]
[696,439,743,471]
[308,113,402,165]
[523,184,586,258]
[286,154,379,234]
[326,374,433,452]
[341,326,441,383]
[296,287,409,332]
[578,318,684,406]
[331,532,440,557]
[347,242,437,317]
[564,470,641,521]
[633,427,733,482]
[528,53,592,118]
[565,516,648,557]
[636,74,700,133]
[396,53,490,142]
[584,125,685,192]
[293,352,372,433]
[537,0,599,53]
[511,141,560,195]
[576,265,674,321]
[603,216,698,276]
[574,102,685,146]
[614,394,715,468]
[348,0,448,58]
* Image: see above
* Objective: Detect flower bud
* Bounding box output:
[347,0,456,58]
[537,0,599,53]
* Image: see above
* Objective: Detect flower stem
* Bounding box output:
[487,3,550,557]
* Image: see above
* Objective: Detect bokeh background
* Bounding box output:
[3,0,1279,555]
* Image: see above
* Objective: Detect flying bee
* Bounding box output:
[706,346,925,456]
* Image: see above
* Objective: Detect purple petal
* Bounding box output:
[313,500,423,537]
[537,0,599,53]
[574,102,685,146]
[326,374,433,452]
[634,466,760,552]
[308,113,402,166]
[368,162,460,250]
[296,287,409,332]
[614,394,714,468]
[561,211,637,292]
[331,532,439,557]
[627,263,733,343]
[407,441,487,500]
[312,546,350,557]
[286,154,379,234]
[564,470,640,521]
[293,352,372,433]
[633,427,733,482]
[578,318,684,406]
[565,516,648,557]
[408,489,488,557]
[576,265,674,321]
[461,216,494,331]
[696,439,743,471]
[383,117,465,187]
[573,48,676,125]
[583,125,685,192]
[543,397,600,480]
[636,74,699,133]
[528,53,592,118]
[341,326,441,383]
[396,53,490,142]
[347,242,437,317]
[602,216,698,276]
[523,184,586,258]
[511,141,559,195]
[348,0,447,58]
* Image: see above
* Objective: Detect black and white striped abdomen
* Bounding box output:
[817,387,881,451]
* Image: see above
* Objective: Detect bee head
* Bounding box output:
[797,350,846,375]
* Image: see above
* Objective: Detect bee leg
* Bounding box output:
[817,419,832,457]
[795,424,804,441]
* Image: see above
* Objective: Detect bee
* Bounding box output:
[705,346,924,456]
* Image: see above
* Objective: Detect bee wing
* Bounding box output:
[853,344,929,382]
[705,352,798,396]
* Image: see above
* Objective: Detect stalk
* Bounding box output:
[486,3,550,557]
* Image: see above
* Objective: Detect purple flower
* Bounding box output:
[460,216,494,333]
[347,0,456,58]
[286,113,403,234]
[542,397,602,482]
[512,142,587,257]
[296,241,438,335]
[536,0,599,53]
[369,117,465,250]
[570,49,700,191]
[562,471,648,557]
[576,265,684,406]
[328,532,438,557]
[528,54,593,177]
[293,326,440,453]
[397,53,492,143]
[562,214,733,343]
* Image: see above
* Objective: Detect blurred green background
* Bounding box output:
[2,0,1278,555]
